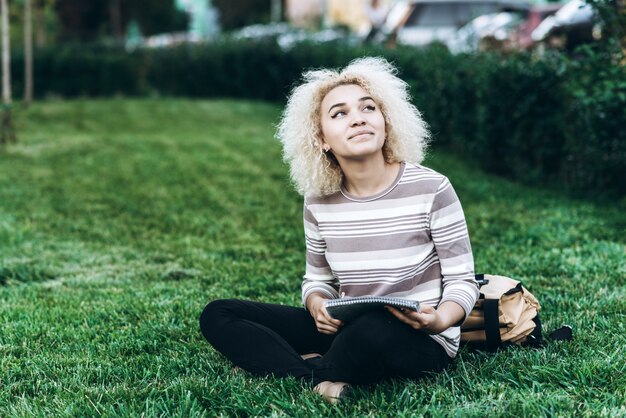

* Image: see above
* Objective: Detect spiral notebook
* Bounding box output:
[324,296,421,322]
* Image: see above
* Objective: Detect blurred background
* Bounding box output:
[0,0,624,197]
[5,0,615,53]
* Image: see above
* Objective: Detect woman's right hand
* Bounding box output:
[307,293,343,335]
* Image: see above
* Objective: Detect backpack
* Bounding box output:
[461,274,570,350]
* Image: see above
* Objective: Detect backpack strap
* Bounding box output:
[483,298,502,351]
[548,325,573,341]
[475,273,489,286]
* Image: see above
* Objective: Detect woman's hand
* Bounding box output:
[386,301,465,335]
[307,293,343,335]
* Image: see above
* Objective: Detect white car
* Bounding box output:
[531,0,595,42]
[381,0,529,47]
[447,11,523,53]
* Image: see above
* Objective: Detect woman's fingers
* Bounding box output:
[320,306,343,326]
[317,324,339,334]
[315,309,343,334]
[308,298,343,334]
[386,306,434,330]
[386,306,420,328]
[315,318,340,334]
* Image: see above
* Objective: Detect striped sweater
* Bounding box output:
[302,162,479,357]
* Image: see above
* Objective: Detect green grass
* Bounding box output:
[1,99,624,417]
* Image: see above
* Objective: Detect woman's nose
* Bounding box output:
[350,112,366,126]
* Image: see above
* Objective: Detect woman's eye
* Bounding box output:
[331,111,345,118]
[364,105,376,112]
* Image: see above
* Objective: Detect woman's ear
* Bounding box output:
[318,135,330,153]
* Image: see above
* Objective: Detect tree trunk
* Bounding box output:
[24,0,33,106]
[109,0,123,41]
[271,0,282,22]
[1,0,9,105]
[1,0,15,144]
[34,0,45,47]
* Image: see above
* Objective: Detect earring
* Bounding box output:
[322,145,330,152]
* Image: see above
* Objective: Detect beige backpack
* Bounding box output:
[461,274,543,350]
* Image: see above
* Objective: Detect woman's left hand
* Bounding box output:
[386,301,465,335]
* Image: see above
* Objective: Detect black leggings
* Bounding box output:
[199,299,452,386]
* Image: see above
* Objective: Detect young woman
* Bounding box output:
[200,57,479,404]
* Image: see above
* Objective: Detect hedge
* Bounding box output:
[9,40,626,198]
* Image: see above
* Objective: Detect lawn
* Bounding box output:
[1,99,624,417]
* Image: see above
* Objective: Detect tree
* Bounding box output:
[34,0,45,46]
[213,0,272,31]
[109,0,123,41]
[33,0,56,47]
[24,0,32,105]
[55,0,109,42]
[1,0,15,144]
[124,0,188,37]
[54,0,189,42]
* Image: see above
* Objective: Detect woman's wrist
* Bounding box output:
[433,301,465,331]
[306,293,328,313]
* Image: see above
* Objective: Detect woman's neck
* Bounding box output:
[341,157,401,197]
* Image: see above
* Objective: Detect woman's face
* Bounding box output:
[319,84,386,163]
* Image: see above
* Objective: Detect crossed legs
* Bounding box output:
[199,299,451,385]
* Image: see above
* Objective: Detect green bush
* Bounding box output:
[12,45,143,97]
[477,54,568,183]
[561,46,626,196]
[8,40,625,197]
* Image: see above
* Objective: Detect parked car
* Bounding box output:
[231,23,358,51]
[446,3,563,53]
[379,0,529,47]
[277,27,359,50]
[231,23,303,42]
[514,3,563,49]
[446,11,523,53]
[531,0,596,50]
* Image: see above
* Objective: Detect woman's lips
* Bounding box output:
[348,131,373,140]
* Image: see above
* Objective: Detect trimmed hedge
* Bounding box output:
[9,41,626,197]
[561,47,626,196]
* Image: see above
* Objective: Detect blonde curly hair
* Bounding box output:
[276,56,430,197]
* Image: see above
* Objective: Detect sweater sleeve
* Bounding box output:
[429,177,479,321]
[301,199,340,307]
